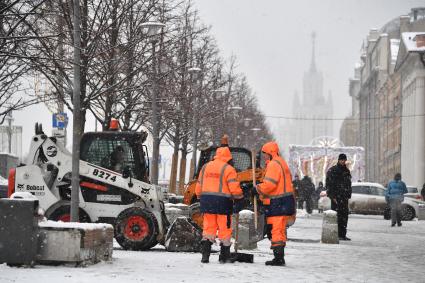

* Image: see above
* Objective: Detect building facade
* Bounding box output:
[396,32,425,189]
[340,8,425,186]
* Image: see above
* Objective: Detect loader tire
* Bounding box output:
[115,207,158,250]
[48,205,91,223]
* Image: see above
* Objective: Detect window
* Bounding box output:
[83,138,136,175]
[352,185,370,195]
[203,148,251,172]
[407,187,418,193]
[369,186,385,196]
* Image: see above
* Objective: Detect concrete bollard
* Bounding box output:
[232,210,259,250]
[321,210,339,244]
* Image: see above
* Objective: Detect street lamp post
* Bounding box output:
[212,89,226,139]
[229,105,242,146]
[188,67,202,179]
[141,21,165,185]
[250,127,262,150]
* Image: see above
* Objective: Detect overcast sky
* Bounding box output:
[192,0,425,142]
[13,0,425,158]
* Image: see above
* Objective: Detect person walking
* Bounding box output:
[256,141,295,266]
[195,147,243,263]
[385,173,408,227]
[326,153,352,241]
[421,183,425,201]
[300,175,315,214]
[314,181,325,211]
[292,174,302,208]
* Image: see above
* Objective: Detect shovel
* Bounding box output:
[230,213,254,263]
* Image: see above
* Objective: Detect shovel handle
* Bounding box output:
[234,213,239,253]
[251,150,258,230]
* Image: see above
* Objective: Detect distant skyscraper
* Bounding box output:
[287,32,334,146]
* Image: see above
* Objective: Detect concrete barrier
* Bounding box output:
[37,221,114,266]
[321,210,339,244]
[0,199,39,266]
[232,210,264,250]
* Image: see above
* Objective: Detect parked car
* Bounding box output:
[404,186,423,200]
[0,175,8,198]
[318,182,425,221]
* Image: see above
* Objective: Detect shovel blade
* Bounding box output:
[230,252,254,263]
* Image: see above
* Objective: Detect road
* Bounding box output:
[1,211,424,283]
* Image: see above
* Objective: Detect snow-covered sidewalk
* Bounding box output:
[1,212,424,283]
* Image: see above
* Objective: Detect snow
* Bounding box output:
[1,213,424,282]
[38,220,113,231]
[323,209,337,216]
[10,192,37,200]
[238,209,254,219]
[165,203,188,208]
[401,32,425,52]
[0,175,7,186]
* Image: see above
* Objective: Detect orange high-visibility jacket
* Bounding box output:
[257,142,296,216]
[195,147,243,215]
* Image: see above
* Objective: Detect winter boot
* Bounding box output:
[265,246,285,266]
[201,240,212,263]
[218,244,232,263]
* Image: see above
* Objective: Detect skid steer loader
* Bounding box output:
[8,122,169,251]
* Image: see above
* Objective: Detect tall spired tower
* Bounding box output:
[289,32,334,145]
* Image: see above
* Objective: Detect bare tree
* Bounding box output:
[0,0,42,123]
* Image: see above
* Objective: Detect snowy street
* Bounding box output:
[1,212,424,283]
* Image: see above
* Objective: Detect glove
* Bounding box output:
[233,199,245,214]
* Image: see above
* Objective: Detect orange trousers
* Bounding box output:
[267,216,288,248]
[202,213,232,246]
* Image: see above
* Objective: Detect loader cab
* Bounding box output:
[80,131,150,182]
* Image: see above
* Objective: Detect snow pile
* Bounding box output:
[323,210,337,216]
[238,209,254,219]
[0,175,8,186]
[39,220,113,231]
[401,32,425,52]
[165,203,188,209]
[10,192,37,200]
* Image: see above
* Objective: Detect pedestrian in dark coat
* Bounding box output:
[385,173,408,227]
[421,183,425,201]
[300,175,315,214]
[326,153,352,241]
[292,174,302,207]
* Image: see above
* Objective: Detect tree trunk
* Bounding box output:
[169,134,179,194]
[178,147,187,195]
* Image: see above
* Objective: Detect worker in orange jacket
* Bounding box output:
[256,141,295,266]
[195,147,243,263]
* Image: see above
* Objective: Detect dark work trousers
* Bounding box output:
[389,199,402,225]
[331,198,349,238]
[298,197,313,214]
[305,195,313,214]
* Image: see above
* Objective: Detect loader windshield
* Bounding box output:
[80,132,148,181]
[195,147,252,179]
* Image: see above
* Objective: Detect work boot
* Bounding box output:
[339,236,351,241]
[218,244,232,263]
[265,246,285,266]
[201,240,212,263]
